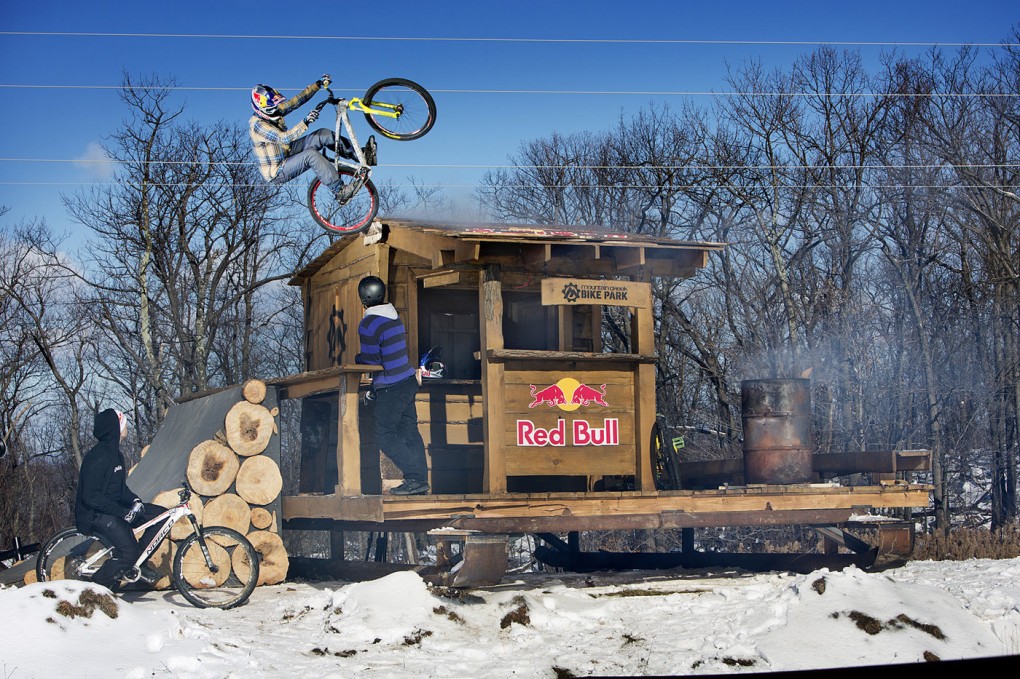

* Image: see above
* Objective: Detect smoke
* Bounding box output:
[73,142,116,181]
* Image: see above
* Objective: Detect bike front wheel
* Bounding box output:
[307,167,380,234]
[36,528,112,582]
[362,78,436,141]
[172,526,259,609]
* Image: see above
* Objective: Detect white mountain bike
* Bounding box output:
[35,482,260,609]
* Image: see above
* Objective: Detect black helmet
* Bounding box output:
[358,276,386,307]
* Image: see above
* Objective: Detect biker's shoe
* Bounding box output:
[139,565,161,584]
[334,182,361,204]
[363,135,378,166]
[390,479,430,496]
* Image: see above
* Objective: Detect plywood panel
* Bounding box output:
[506,447,636,476]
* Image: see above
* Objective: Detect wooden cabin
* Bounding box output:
[271,219,931,580]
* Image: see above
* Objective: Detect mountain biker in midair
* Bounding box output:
[249,74,377,203]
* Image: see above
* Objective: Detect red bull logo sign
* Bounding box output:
[518,377,619,447]
[527,378,608,411]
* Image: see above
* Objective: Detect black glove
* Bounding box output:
[318,73,331,88]
[124,499,144,523]
[303,108,320,126]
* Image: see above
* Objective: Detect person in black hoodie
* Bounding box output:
[74,408,161,590]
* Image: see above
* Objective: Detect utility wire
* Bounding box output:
[1,158,1018,171]
[3,31,1015,46]
[1,31,1017,47]
[2,84,1017,98]
[0,181,1014,191]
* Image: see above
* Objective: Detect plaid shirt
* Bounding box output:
[249,81,323,182]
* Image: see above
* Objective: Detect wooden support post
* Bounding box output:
[337,373,363,496]
[632,303,657,492]
[568,531,580,554]
[480,266,507,493]
[681,527,695,554]
[330,527,346,561]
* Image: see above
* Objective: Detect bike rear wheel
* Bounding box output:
[172,526,259,609]
[307,167,379,234]
[362,78,436,141]
[36,528,112,582]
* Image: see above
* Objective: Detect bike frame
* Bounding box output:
[75,501,207,579]
[320,89,387,200]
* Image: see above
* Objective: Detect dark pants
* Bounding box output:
[90,503,163,589]
[373,376,428,483]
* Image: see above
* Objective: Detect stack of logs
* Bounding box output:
[147,379,288,589]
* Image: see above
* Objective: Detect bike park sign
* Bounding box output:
[540,277,651,309]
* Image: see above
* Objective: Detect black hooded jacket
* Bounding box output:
[74,409,138,532]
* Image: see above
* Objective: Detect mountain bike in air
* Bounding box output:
[35,481,260,609]
[307,78,436,234]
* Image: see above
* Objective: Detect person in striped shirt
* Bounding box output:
[354,276,430,496]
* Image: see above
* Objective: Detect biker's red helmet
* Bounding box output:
[251,84,285,120]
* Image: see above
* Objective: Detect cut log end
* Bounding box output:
[224,402,275,456]
[245,530,288,585]
[235,455,283,506]
[242,379,267,404]
[186,440,239,496]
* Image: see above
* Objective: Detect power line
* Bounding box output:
[2,158,1018,171]
[2,31,1016,47]
[2,84,1017,98]
[0,181,1014,191]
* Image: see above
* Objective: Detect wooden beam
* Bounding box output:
[282,493,384,522]
[480,266,507,494]
[613,246,645,269]
[521,243,551,267]
[337,373,363,496]
[421,270,463,288]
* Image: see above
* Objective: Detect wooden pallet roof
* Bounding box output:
[290,218,726,284]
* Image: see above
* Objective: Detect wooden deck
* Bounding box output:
[282,482,932,533]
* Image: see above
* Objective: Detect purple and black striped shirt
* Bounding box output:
[356,303,416,388]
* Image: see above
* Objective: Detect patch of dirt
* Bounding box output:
[811,577,826,595]
[722,657,757,667]
[402,629,433,646]
[848,610,883,635]
[923,651,941,662]
[55,589,119,620]
[553,667,577,678]
[500,596,531,629]
[594,587,705,598]
[434,605,464,623]
[893,614,946,640]
[840,610,945,640]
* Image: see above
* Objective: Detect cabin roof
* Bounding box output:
[290,218,726,284]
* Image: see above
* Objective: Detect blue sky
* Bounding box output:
[1,0,1017,235]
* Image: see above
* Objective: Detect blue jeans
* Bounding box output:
[271,128,354,188]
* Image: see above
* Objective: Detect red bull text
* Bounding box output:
[516,418,620,447]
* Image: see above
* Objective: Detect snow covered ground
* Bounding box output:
[2,558,1019,678]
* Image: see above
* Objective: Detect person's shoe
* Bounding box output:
[362,135,378,166]
[333,182,360,204]
[138,565,161,584]
[390,479,430,496]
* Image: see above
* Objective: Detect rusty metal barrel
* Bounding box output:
[741,378,813,484]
